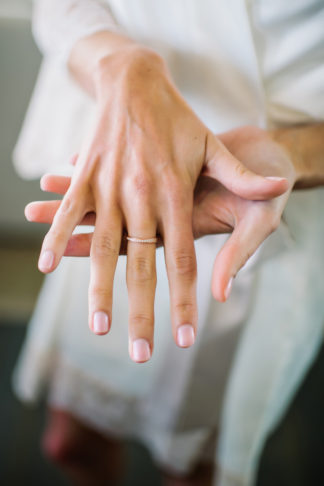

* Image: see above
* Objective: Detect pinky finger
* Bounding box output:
[25,201,96,226]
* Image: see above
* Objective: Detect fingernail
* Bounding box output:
[24,205,32,221]
[40,176,46,191]
[225,277,233,300]
[38,250,54,271]
[177,324,195,348]
[265,176,286,181]
[132,338,151,363]
[93,311,109,334]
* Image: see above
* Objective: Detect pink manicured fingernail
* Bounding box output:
[40,176,47,191]
[24,204,33,221]
[38,250,54,271]
[132,339,151,362]
[225,277,233,300]
[177,324,195,348]
[93,311,109,334]
[265,176,286,181]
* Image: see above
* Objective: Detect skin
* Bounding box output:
[30,121,324,299]
[28,126,295,293]
[31,34,290,362]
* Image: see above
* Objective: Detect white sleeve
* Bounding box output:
[32,0,122,62]
[252,0,324,126]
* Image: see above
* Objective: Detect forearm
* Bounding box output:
[271,123,324,189]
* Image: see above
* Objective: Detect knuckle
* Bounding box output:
[59,195,77,215]
[234,162,248,178]
[45,228,65,246]
[89,285,112,301]
[168,188,185,209]
[175,301,195,314]
[130,313,153,326]
[130,173,153,199]
[129,256,156,283]
[173,251,196,277]
[166,179,187,208]
[92,234,119,257]
[160,171,186,207]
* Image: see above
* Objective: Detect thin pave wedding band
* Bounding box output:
[126,236,158,244]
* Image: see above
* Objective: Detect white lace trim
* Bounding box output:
[47,354,217,475]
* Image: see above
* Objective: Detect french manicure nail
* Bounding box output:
[225,277,233,300]
[93,311,109,334]
[177,324,195,348]
[265,176,286,181]
[38,250,54,271]
[132,338,151,362]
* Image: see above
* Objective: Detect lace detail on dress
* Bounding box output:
[48,354,138,437]
[47,354,217,475]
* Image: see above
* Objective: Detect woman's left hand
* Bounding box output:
[26,126,296,301]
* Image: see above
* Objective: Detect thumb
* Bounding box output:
[211,210,278,301]
[204,133,289,200]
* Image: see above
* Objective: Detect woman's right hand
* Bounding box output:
[30,41,288,362]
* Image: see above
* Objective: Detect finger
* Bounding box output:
[211,207,280,301]
[204,133,289,200]
[38,188,86,273]
[40,174,71,195]
[162,198,197,349]
[64,232,131,257]
[64,233,93,256]
[25,201,96,225]
[126,209,157,363]
[88,204,122,336]
[63,231,164,257]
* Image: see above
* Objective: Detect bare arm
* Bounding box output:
[271,123,324,189]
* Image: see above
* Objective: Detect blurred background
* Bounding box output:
[0,1,323,485]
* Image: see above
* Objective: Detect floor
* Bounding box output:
[0,244,324,486]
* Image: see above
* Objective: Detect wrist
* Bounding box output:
[271,124,324,189]
[270,127,305,186]
[94,44,168,100]
[69,30,167,98]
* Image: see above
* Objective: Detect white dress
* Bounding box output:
[13,1,324,485]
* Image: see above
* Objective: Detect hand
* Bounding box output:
[28,45,288,363]
[28,125,293,298]
[194,126,296,298]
